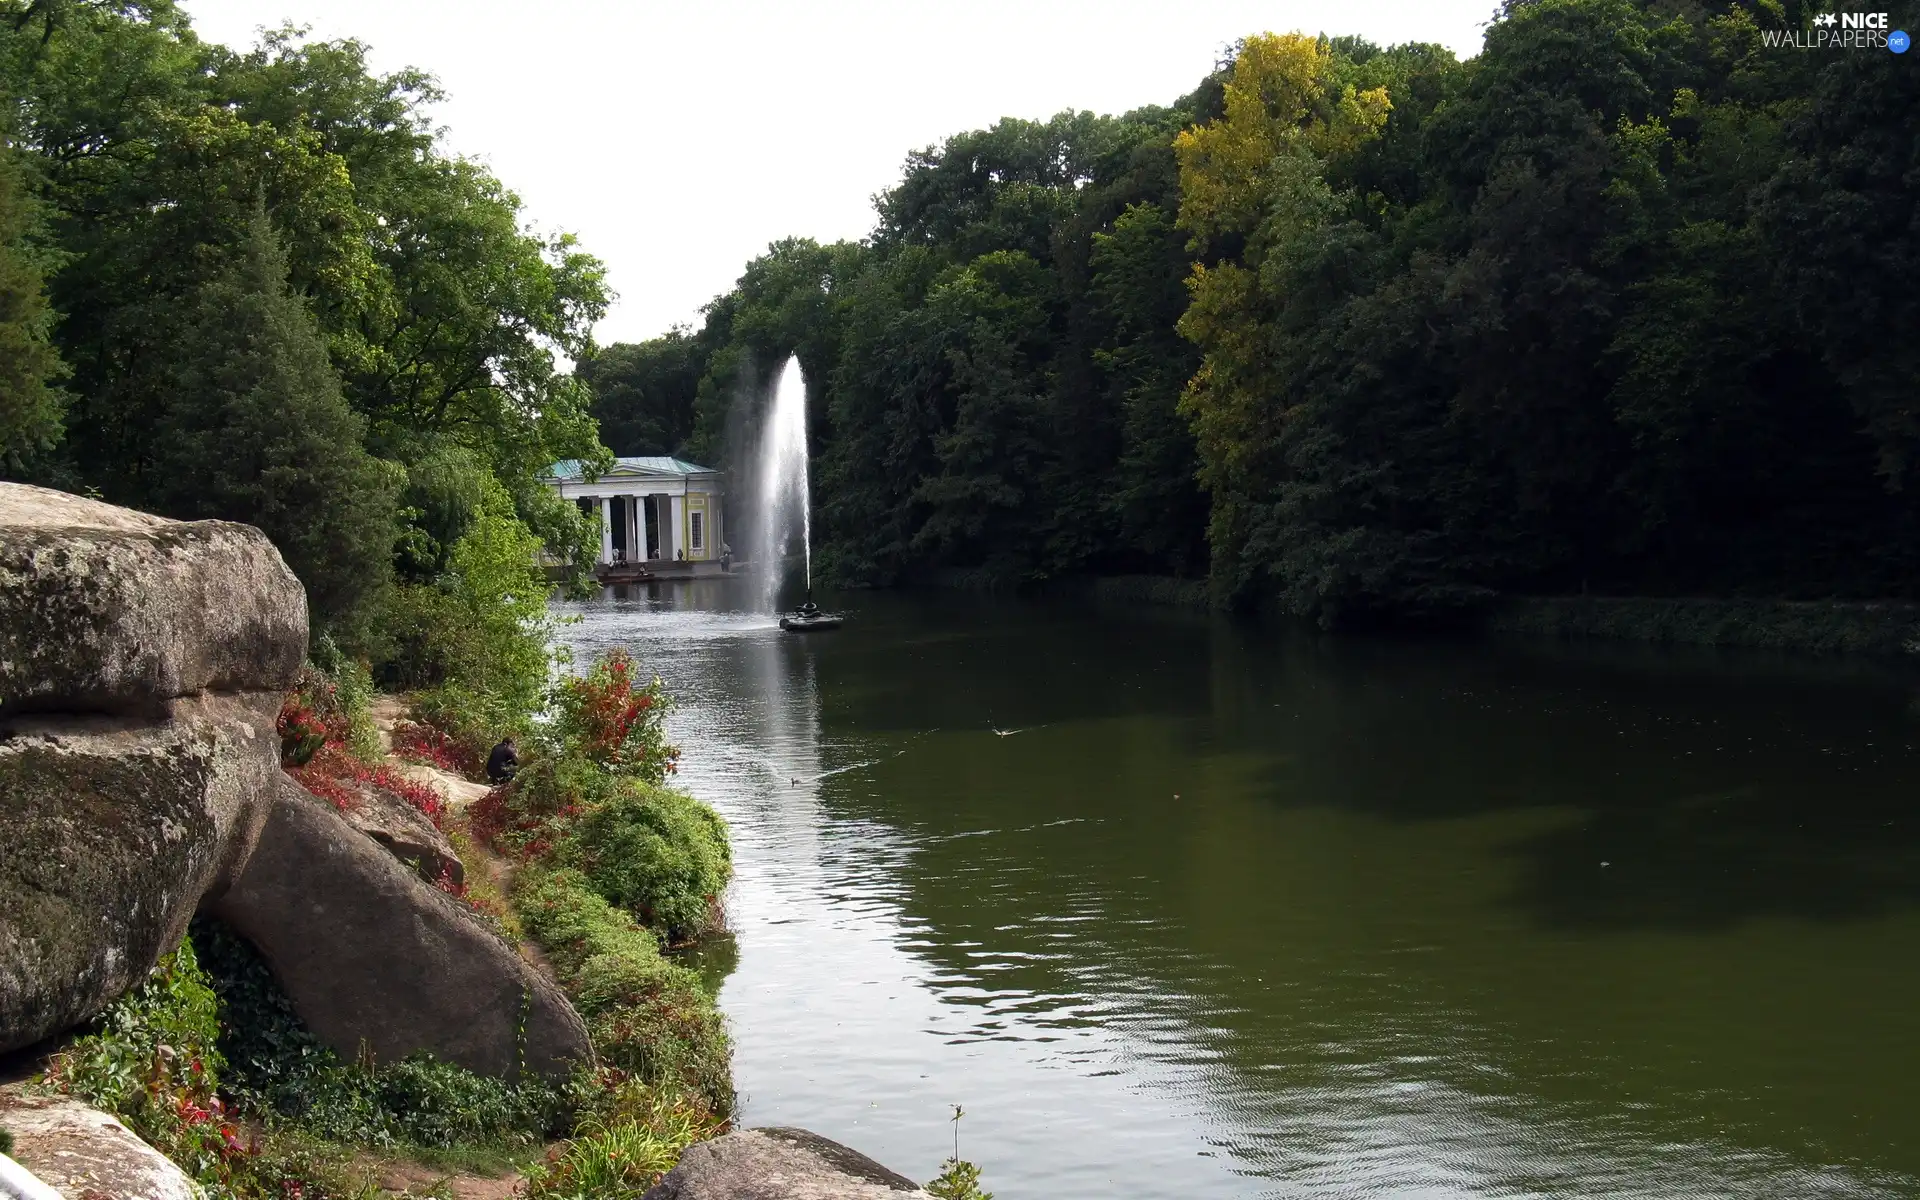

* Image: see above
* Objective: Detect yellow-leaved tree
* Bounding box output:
[1172,34,1390,595]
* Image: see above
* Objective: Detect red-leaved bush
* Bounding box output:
[551,649,679,781]
[275,695,329,767]
[288,745,446,829]
[392,720,482,779]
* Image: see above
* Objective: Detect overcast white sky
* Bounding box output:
[181,1,1496,346]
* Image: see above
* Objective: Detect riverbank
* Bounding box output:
[920,568,1213,608]
[924,569,1920,657]
[1482,595,1920,657]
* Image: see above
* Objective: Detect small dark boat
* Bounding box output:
[779,599,843,632]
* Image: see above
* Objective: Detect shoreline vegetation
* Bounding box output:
[928,571,1920,658]
[34,628,740,1199]
[2,0,1905,1196]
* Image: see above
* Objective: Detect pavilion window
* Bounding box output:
[690,511,705,552]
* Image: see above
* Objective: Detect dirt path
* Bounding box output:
[368,697,492,812]
[368,696,561,982]
[357,1152,531,1200]
[362,697,562,1197]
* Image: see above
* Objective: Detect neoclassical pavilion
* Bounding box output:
[544,457,726,573]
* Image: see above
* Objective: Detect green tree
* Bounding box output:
[1088,201,1204,574]
[581,332,703,457]
[393,442,490,581]
[0,150,64,462]
[0,7,608,579]
[144,206,400,641]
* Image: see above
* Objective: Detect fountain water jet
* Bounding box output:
[754,355,811,614]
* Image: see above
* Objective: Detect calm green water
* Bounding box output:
[556,585,1920,1199]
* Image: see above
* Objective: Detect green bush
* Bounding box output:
[525,1073,724,1200]
[48,940,224,1121]
[491,726,727,946]
[306,636,383,763]
[514,870,732,1114]
[0,1125,12,1157]
[514,869,677,990]
[927,1157,994,1200]
[376,471,557,742]
[561,784,730,942]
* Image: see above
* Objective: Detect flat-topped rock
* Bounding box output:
[0,482,305,713]
[642,1128,931,1200]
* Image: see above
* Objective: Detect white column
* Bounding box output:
[666,494,683,560]
[598,497,613,565]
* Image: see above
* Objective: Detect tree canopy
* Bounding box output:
[0,0,611,641]
[598,0,1920,622]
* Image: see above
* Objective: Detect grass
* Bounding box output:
[522,1073,724,1200]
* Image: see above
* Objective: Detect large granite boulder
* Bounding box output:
[0,694,282,1055]
[642,1128,931,1200]
[0,1086,200,1200]
[0,484,305,714]
[0,483,304,1055]
[210,776,591,1080]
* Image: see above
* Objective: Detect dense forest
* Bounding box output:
[0,0,608,663]
[3,0,1917,633]
[590,0,1920,624]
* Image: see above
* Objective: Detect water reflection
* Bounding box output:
[556,586,1920,1199]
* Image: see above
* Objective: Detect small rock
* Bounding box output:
[0,1086,199,1200]
[335,780,464,886]
[642,1127,931,1199]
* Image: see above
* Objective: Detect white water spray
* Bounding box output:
[754,355,811,612]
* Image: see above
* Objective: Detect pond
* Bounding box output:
[555,584,1920,1199]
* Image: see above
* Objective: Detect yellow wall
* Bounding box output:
[684,492,711,560]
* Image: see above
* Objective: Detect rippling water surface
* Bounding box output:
[555,583,1920,1199]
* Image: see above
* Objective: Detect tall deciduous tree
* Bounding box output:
[581,331,704,457]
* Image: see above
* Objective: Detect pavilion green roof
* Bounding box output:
[545,456,719,481]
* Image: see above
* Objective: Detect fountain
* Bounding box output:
[754,356,840,630]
